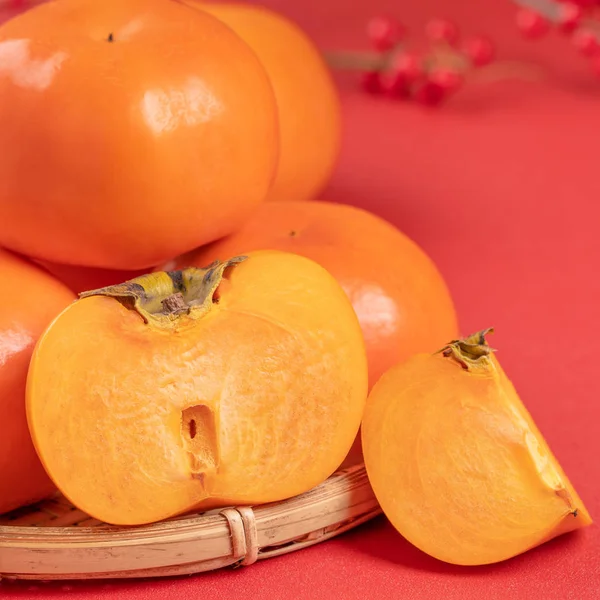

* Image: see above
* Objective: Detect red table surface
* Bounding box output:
[1,0,599,598]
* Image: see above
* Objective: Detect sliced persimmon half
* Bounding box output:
[26,250,368,526]
[362,328,592,565]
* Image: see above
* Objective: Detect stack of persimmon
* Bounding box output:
[0,0,591,567]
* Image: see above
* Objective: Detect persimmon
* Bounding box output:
[166,200,459,389]
[36,261,148,295]
[191,2,341,203]
[26,250,368,526]
[0,0,279,270]
[0,249,75,514]
[362,329,593,566]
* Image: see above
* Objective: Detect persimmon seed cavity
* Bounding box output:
[181,405,219,474]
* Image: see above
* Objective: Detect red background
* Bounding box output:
[1,0,600,598]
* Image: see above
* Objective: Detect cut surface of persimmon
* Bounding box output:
[362,329,592,566]
[0,0,279,269]
[195,2,341,203]
[166,200,459,389]
[0,249,75,514]
[26,250,368,526]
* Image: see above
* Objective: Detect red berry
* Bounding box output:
[572,29,600,56]
[462,36,496,67]
[383,74,411,99]
[516,9,550,38]
[414,81,446,106]
[392,53,424,83]
[381,53,423,99]
[360,71,384,94]
[428,69,464,93]
[557,2,583,33]
[425,18,460,45]
[367,16,405,52]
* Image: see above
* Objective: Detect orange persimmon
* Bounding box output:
[193,1,341,202]
[36,261,148,295]
[166,200,459,389]
[26,250,368,526]
[0,0,279,270]
[0,249,75,514]
[362,329,592,566]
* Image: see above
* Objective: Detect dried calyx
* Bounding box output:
[79,256,247,325]
[438,327,497,370]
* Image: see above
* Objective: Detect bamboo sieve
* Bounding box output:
[0,463,381,581]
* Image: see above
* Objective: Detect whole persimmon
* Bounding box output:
[26,250,368,526]
[36,260,148,295]
[0,0,279,270]
[191,1,341,203]
[165,201,459,389]
[362,329,592,566]
[0,249,75,514]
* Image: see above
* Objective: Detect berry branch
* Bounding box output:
[325,1,600,107]
[513,0,600,75]
[325,17,513,106]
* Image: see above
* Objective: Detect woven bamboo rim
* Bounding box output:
[0,463,381,581]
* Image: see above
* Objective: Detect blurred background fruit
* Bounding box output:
[0,0,279,270]
[195,2,342,202]
[0,249,75,514]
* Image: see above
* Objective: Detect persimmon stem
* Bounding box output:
[161,292,188,315]
[79,256,246,326]
[438,328,496,369]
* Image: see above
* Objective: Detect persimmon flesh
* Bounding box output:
[362,329,592,566]
[26,251,368,526]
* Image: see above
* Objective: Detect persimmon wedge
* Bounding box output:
[362,329,592,566]
[26,250,368,526]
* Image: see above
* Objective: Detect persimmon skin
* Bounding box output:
[167,200,459,389]
[36,260,148,295]
[0,249,75,514]
[362,331,592,566]
[0,0,279,269]
[195,2,341,203]
[26,250,368,526]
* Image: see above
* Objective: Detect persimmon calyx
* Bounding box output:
[437,327,497,370]
[79,256,247,326]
